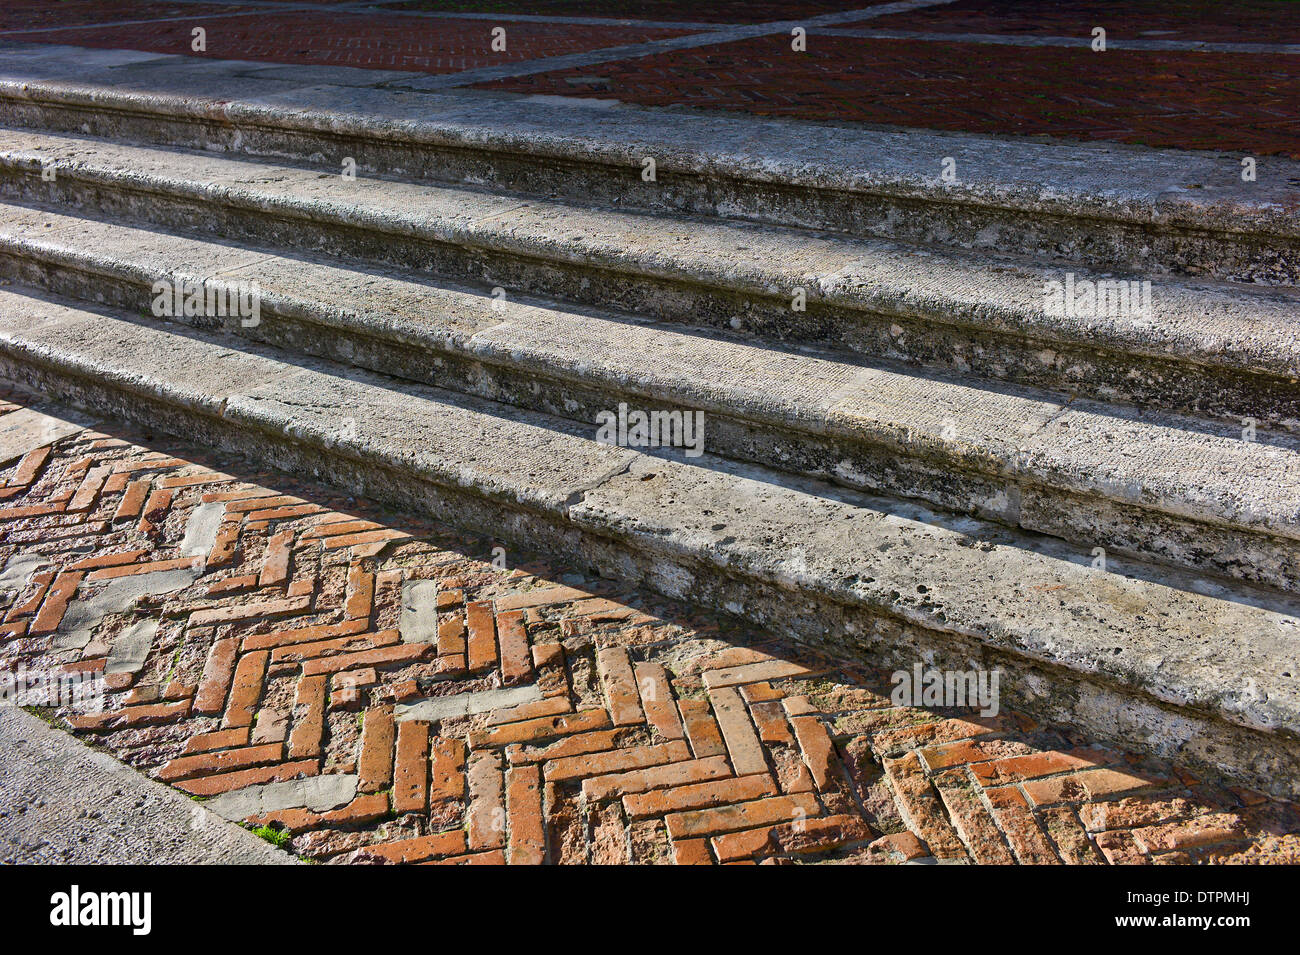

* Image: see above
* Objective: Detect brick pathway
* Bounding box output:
[4,0,1295,156]
[860,0,1300,43]
[3,391,1297,865]
[14,12,692,73]
[479,35,1300,158]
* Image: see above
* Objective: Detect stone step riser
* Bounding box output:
[2,343,1296,798]
[3,160,1299,439]
[2,93,1295,285]
[7,246,1299,595]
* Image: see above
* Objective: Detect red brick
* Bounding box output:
[624,773,777,820]
[156,742,283,781]
[29,571,82,635]
[506,764,545,865]
[194,636,239,715]
[495,608,533,684]
[358,707,396,794]
[393,720,430,814]
[465,599,496,672]
[222,649,268,729]
[596,646,644,727]
[665,792,821,840]
[259,530,294,587]
[175,759,317,797]
[468,750,506,850]
[545,741,690,784]
[288,673,327,759]
[709,687,768,776]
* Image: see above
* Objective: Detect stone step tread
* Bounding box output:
[3,202,1299,546]
[3,128,1298,381]
[0,285,1297,741]
[3,71,1297,237]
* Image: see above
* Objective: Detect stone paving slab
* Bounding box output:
[0,705,298,863]
[2,389,1297,864]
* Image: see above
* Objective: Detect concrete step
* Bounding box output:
[2,128,1298,439]
[3,203,1300,593]
[0,67,1297,284]
[1,284,1297,796]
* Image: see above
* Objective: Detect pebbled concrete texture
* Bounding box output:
[0,48,1296,281]
[0,705,298,864]
[0,288,1298,793]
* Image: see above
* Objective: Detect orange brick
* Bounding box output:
[468,751,506,850]
[596,646,644,726]
[175,759,318,797]
[193,636,240,715]
[506,764,545,865]
[259,530,294,587]
[157,742,283,782]
[288,673,327,759]
[222,650,268,729]
[470,707,611,749]
[465,599,497,672]
[665,792,821,840]
[495,609,533,684]
[624,772,777,820]
[358,707,396,794]
[393,720,430,814]
[709,687,768,776]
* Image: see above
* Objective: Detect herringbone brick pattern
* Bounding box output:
[383,0,896,23]
[3,393,1298,864]
[861,0,1300,44]
[479,34,1300,159]
[21,12,692,73]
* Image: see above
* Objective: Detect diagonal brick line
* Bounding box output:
[1,394,1297,864]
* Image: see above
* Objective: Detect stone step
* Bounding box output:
[2,128,1298,437]
[0,65,1297,284]
[1,284,1297,796]
[3,201,1298,593]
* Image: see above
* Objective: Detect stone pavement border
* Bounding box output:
[0,705,299,864]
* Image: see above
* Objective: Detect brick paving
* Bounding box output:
[383,0,897,22]
[479,35,1300,158]
[860,0,1300,44]
[3,391,1298,865]
[17,12,692,72]
[0,2,254,33]
[3,0,1293,156]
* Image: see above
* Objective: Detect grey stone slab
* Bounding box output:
[400,579,438,644]
[180,500,227,559]
[203,773,358,822]
[0,705,297,864]
[395,684,542,722]
[0,553,50,601]
[1,49,1292,235]
[53,567,198,650]
[2,289,1299,793]
[104,618,158,676]
[0,405,84,466]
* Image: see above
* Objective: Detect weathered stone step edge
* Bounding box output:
[3,131,1299,435]
[4,205,1300,595]
[1,73,1298,287]
[0,287,1298,797]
